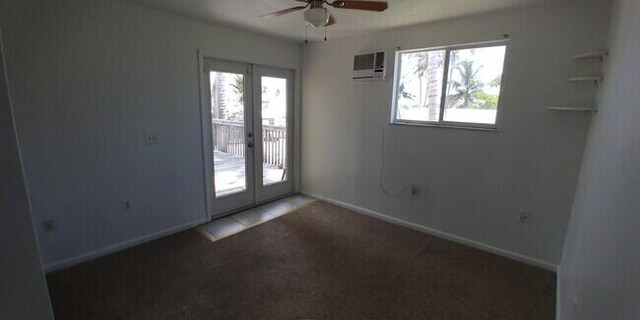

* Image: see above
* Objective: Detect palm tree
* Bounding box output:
[413,52,429,106]
[413,51,444,119]
[217,74,244,122]
[211,72,222,120]
[447,60,484,108]
[230,74,244,105]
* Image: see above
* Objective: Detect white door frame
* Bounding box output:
[197,50,299,220]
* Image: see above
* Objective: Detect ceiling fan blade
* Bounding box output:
[330,1,388,12]
[260,5,308,18]
[326,14,337,26]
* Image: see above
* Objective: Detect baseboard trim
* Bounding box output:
[303,192,557,272]
[556,263,563,319]
[44,218,208,273]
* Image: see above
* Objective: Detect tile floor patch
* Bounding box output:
[232,208,273,226]
[200,217,245,239]
[197,195,315,242]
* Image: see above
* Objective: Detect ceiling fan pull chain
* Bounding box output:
[305,24,309,44]
[324,26,327,41]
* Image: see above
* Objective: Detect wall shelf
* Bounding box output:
[574,51,609,60]
[569,76,603,83]
[555,49,608,115]
[548,106,596,112]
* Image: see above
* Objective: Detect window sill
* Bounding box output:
[390,121,499,132]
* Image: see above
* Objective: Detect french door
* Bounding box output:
[204,59,294,217]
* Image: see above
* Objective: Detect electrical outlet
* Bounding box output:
[572,295,579,317]
[519,212,531,224]
[121,199,133,212]
[42,219,55,232]
[144,132,158,145]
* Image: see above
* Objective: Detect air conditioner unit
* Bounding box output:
[353,51,386,81]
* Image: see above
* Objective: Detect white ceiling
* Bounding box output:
[122,0,548,41]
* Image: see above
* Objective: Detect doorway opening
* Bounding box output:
[203,59,295,217]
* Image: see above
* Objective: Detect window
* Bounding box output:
[392,42,507,128]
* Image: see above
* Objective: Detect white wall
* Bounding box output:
[0,30,53,319]
[301,0,611,266]
[0,0,302,270]
[558,0,640,318]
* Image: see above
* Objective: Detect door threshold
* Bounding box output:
[211,192,297,220]
[198,194,315,242]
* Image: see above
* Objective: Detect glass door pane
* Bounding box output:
[254,66,294,203]
[205,59,255,217]
[260,76,288,186]
[209,71,248,198]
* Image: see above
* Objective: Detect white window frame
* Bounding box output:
[390,39,509,130]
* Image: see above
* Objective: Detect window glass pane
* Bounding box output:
[261,76,287,186]
[395,50,446,122]
[443,45,506,125]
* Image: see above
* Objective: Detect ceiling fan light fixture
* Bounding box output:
[304,8,330,27]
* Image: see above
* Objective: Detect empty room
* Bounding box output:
[1,0,639,319]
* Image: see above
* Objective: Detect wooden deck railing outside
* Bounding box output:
[212,120,287,168]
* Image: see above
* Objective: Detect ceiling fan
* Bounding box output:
[261,0,389,28]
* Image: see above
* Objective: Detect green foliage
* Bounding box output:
[445,58,502,109]
[224,74,244,122]
[413,52,430,78]
[472,91,499,109]
[230,74,244,104]
[447,60,484,108]
[490,75,502,88]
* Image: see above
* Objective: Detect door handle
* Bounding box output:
[247,141,254,148]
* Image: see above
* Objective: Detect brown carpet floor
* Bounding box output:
[47,201,556,319]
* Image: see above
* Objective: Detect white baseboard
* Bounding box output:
[556,263,563,319]
[45,195,558,274]
[303,192,557,272]
[44,218,208,273]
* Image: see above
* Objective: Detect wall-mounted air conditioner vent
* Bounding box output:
[353,51,386,81]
